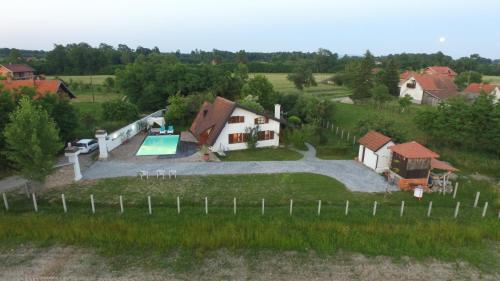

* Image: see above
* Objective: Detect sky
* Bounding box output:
[1,0,499,58]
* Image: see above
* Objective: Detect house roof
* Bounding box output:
[358,131,392,152]
[425,66,457,76]
[189,96,283,146]
[0,64,35,73]
[389,141,439,159]
[400,70,414,81]
[0,79,76,99]
[406,73,459,100]
[431,158,458,172]
[463,83,498,94]
[190,97,237,146]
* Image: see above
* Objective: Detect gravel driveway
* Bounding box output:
[83,144,397,193]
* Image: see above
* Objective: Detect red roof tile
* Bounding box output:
[463,83,498,94]
[389,141,439,159]
[189,97,236,146]
[1,64,35,73]
[431,158,458,172]
[358,131,392,151]
[406,73,459,100]
[424,66,457,77]
[0,79,75,99]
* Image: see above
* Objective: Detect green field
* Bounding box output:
[48,75,114,85]
[483,75,500,84]
[252,73,351,99]
[219,147,303,161]
[1,174,498,271]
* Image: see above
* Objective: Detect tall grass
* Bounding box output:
[0,174,498,270]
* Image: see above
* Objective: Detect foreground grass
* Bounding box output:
[1,174,498,271]
[219,147,303,161]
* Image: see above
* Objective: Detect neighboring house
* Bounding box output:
[0,64,35,80]
[190,96,283,152]
[357,131,394,173]
[463,83,500,103]
[399,73,458,106]
[0,78,76,99]
[388,141,440,190]
[424,66,457,78]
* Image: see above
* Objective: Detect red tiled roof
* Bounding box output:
[431,158,458,172]
[1,64,35,73]
[389,141,439,159]
[463,83,498,94]
[358,131,392,152]
[425,66,457,76]
[189,96,236,146]
[0,79,75,99]
[406,73,459,100]
[400,70,414,81]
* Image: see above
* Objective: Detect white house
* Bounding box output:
[463,83,500,103]
[399,72,458,106]
[189,96,283,152]
[357,131,394,173]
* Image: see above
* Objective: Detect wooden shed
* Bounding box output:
[388,141,439,190]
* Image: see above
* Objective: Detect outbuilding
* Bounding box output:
[357,131,394,173]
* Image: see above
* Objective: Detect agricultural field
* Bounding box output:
[0,173,498,275]
[48,75,114,85]
[252,73,352,99]
[483,75,500,84]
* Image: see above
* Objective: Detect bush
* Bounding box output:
[101,100,139,122]
[287,116,302,128]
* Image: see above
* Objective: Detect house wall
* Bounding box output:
[399,77,424,104]
[358,145,364,162]
[212,107,280,152]
[493,88,500,103]
[361,147,378,171]
[375,141,394,173]
[422,92,440,106]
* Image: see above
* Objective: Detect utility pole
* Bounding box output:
[90,74,95,103]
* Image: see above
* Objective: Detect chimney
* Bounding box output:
[274,104,281,119]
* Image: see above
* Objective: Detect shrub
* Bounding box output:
[101,100,139,122]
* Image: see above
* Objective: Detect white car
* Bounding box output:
[75,139,98,154]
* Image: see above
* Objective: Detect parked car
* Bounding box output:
[75,139,98,154]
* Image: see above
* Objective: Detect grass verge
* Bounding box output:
[219,148,303,161]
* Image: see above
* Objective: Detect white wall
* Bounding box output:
[106,109,165,151]
[493,88,500,103]
[212,107,280,152]
[358,141,395,173]
[399,77,423,104]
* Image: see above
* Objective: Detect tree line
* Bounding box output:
[1,44,499,75]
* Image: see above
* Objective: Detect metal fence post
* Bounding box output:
[400,201,405,217]
[454,202,460,218]
[2,193,8,211]
[261,198,265,215]
[453,183,458,199]
[482,202,488,218]
[148,196,152,215]
[372,201,377,216]
[427,201,433,217]
[345,200,349,216]
[289,199,293,216]
[32,193,38,212]
[61,194,67,213]
[120,195,124,214]
[473,192,480,208]
[90,194,95,214]
[317,200,321,216]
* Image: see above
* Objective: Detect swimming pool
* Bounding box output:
[136,135,180,156]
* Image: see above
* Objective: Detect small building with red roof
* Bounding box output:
[0,63,35,80]
[463,83,500,103]
[399,72,458,106]
[190,96,283,152]
[357,131,395,173]
[0,78,76,99]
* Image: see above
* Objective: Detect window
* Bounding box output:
[228,116,244,124]
[406,80,416,89]
[257,130,274,141]
[254,116,269,124]
[228,133,248,144]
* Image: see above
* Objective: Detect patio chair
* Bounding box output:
[138,170,149,179]
[156,169,166,179]
[159,125,166,135]
[167,125,174,134]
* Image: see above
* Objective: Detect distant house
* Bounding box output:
[463,83,500,103]
[399,72,459,106]
[357,131,395,173]
[388,141,439,190]
[0,64,35,80]
[190,96,283,152]
[424,66,457,78]
[0,78,76,99]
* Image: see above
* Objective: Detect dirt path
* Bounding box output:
[0,246,497,281]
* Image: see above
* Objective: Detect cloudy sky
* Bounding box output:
[2,0,499,58]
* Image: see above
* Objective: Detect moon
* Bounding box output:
[439,37,446,43]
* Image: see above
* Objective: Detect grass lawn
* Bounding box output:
[1,174,498,271]
[48,75,115,85]
[219,147,303,161]
[252,73,352,99]
[483,75,500,84]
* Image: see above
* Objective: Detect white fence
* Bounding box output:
[106,109,165,151]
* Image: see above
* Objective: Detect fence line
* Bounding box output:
[2,194,497,220]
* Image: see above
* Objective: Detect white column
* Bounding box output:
[95,130,108,160]
[65,147,82,181]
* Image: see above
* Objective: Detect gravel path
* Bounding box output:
[83,144,397,193]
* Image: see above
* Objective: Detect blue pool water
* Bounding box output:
[136,135,180,156]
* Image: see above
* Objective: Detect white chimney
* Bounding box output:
[274,104,281,119]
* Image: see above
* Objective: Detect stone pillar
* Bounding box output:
[65,147,82,181]
[95,130,108,160]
